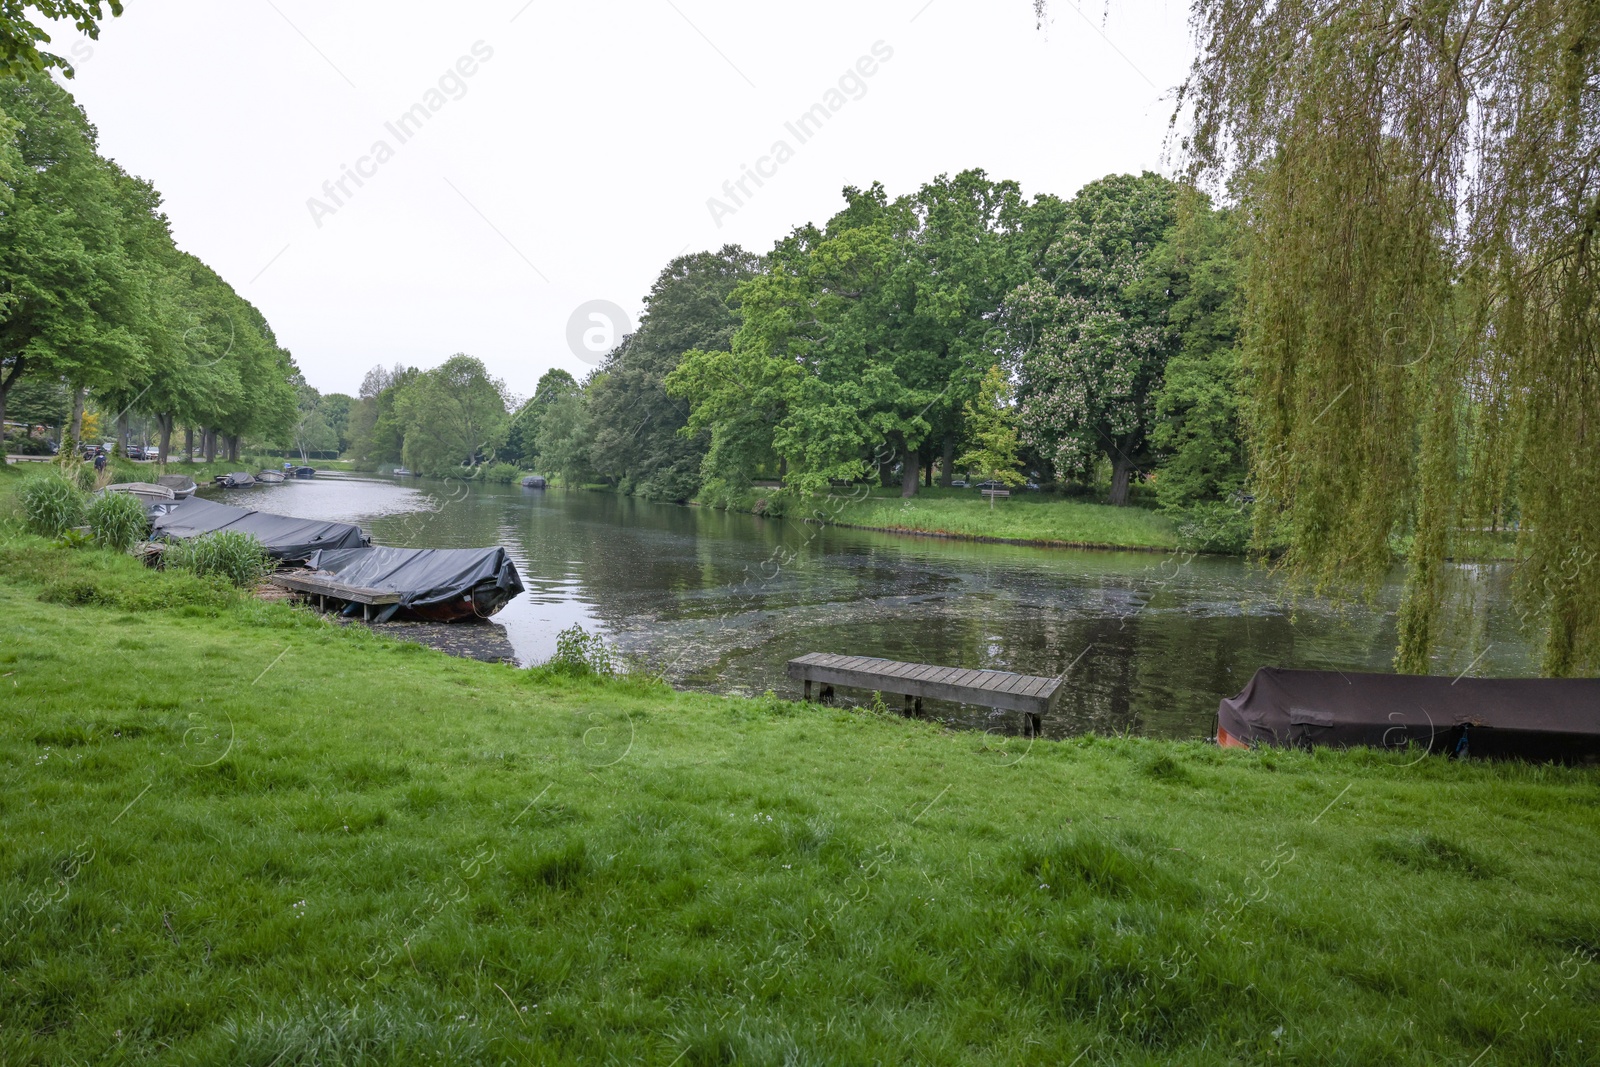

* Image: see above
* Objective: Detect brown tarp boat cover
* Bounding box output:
[1218,667,1600,761]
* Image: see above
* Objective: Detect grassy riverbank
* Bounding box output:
[814,487,1182,550]
[1,512,1597,1063]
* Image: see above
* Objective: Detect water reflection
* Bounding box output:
[236,473,1538,739]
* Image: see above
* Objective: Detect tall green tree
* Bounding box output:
[958,365,1026,508]
[534,386,592,488]
[587,245,759,501]
[1184,0,1600,674]
[396,354,509,475]
[503,367,578,467]
[1144,194,1246,511]
[0,74,145,439]
[1009,172,1181,506]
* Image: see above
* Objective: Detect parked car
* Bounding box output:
[1022,481,1040,491]
[949,479,968,488]
[973,480,1006,491]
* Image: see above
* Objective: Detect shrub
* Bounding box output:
[542,623,615,677]
[475,462,522,484]
[86,491,149,553]
[163,531,274,588]
[1172,501,1253,554]
[19,473,86,538]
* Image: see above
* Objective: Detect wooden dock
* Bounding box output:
[786,652,1062,735]
[267,572,400,620]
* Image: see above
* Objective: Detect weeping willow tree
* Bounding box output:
[1164,0,1600,676]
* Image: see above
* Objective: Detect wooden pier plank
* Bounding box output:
[787,653,1060,718]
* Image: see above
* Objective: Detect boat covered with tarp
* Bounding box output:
[520,475,546,488]
[299,545,524,621]
[146,496,367,561]
[290,466,316,479]
[1217,667,1600,762]
[215,472,255,488]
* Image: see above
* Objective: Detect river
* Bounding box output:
[236,472,1539,740]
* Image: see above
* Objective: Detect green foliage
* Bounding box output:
[18,472,83,537]
[588,246,758,502]
[956,365,1026,502]
[534,390,593,488]
[539,623,616,677]
[0,2,122,80]
[1145,198,1247,511]
[670,171,1034,499]
[395,354,509,476]
[474,461,521,484]
[502,367,578,468]
[1171,500,1253,555]
[85,489,146,552]
[1185,0,1600,674]
[162,530,273,589]
[1009,172,1181,506]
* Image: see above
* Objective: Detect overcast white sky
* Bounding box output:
[46,0,1197,399]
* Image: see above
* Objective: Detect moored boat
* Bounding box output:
[155,474,197,499]
[257,470,286,483]
[290,466,316,479]
[392,467,414,477]
[214,472,256,489]
[1217,667,1600,762]
[520,474,546,489]
[99,482,176,504]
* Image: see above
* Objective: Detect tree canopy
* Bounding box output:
[1,1,121,81]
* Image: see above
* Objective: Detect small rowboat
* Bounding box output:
[257,470,286,484]
[99,482,176,504]
[215,472,256,489]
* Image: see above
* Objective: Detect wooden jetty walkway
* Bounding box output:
[786,652,1063,735]
[267,572,400,620]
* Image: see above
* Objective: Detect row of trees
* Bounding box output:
[0,74,300,462]
[424,171,1244,521]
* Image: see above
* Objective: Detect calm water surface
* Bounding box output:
[234,473,1538,739]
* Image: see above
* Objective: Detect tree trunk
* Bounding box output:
[923,458,932,488]
[69,387,86,450]
[900,447,920,498]
[0,354,24,448]
[117,412,130,456]
[226,435,239,462]
[940,434,955,488]
[878,459,895,487]
[1109,453,1135,507]
[157,414,173,464]
[184,426,194,463]
[778,455,787,487]
[203,427,216,463]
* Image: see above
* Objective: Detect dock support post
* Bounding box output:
[803,679,813,702]
[820,685,835,705]
[1024,712,1041,738]
[903,694,923,718]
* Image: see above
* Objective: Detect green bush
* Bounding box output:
[475,462,522,484]
[540,623,616,677]
[1172,500,1253,554]
[163,531,274,588]
[19,473,86,538]
[86,491,149,553]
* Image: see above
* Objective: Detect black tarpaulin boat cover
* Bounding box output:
[1218,667,1600,761]
[302,545,525,613]
[147,496,367,560]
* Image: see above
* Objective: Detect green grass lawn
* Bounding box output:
[0,531,1597,1064]
[822,487,1182,550]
